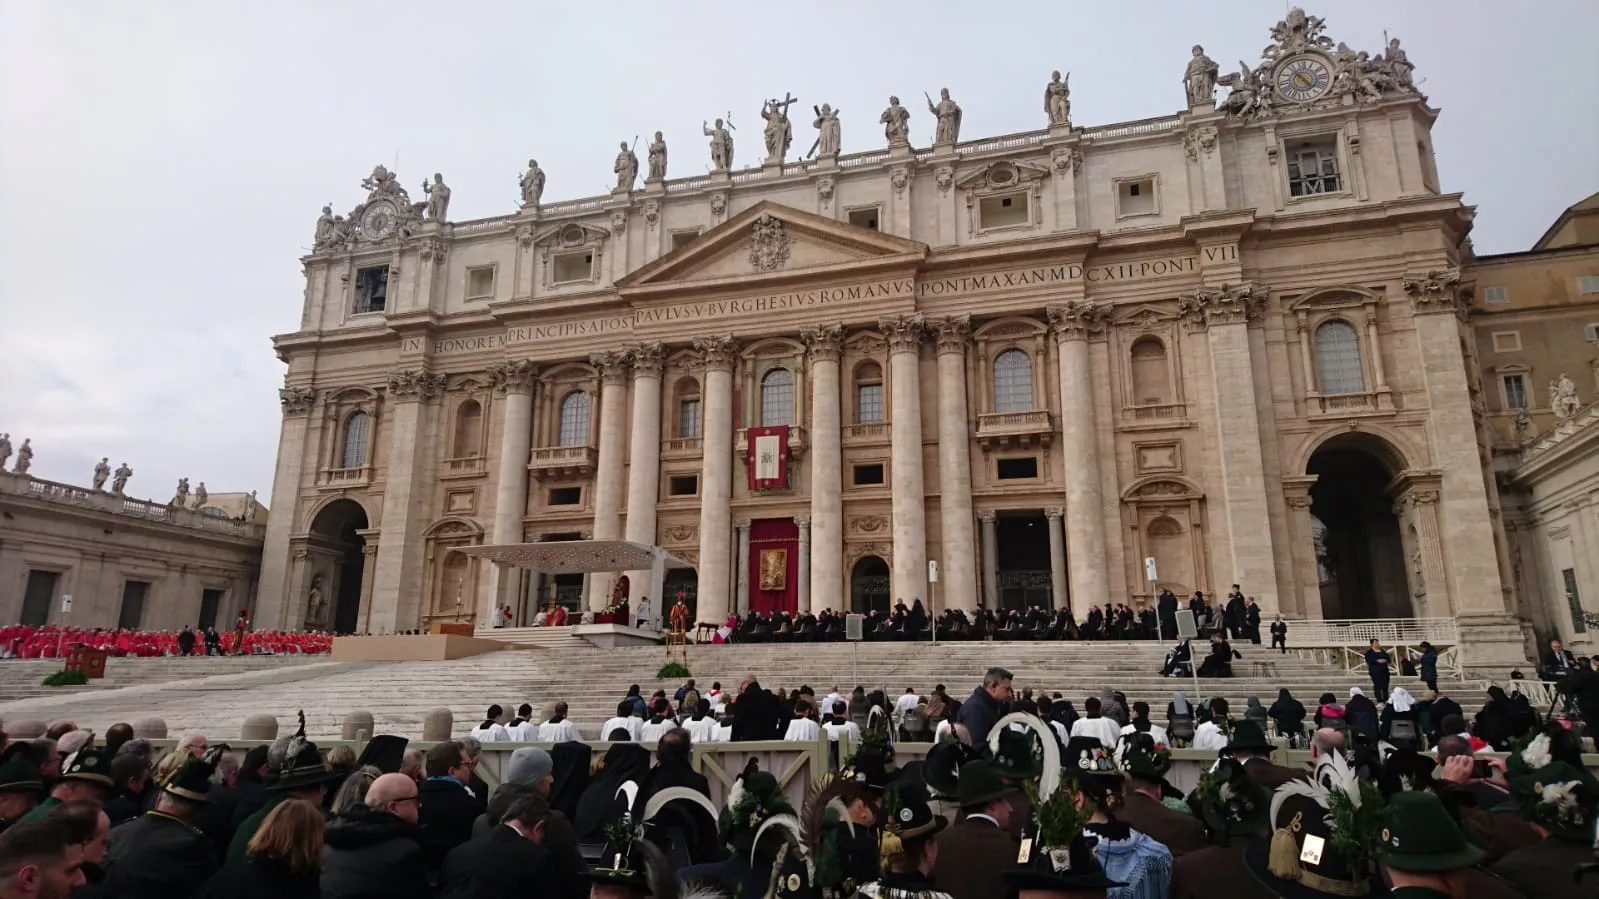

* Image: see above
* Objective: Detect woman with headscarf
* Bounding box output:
[1267,688,1306,747]
[1097,688,1127,728]
[1344,686,1379,740]
[1166,692,1191,731]
[1474,686,1515,750]
[575,743,652,842]
[1378,687,1422,747]
[546,741,592,823]
[1244,695,1269,730]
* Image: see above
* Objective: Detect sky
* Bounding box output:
[2,1,1596,503]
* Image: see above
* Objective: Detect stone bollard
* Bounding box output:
[341,711,374,741]
[240,714,279,741]
[6,719,46,739]
[132,717,167,740]
[421,707,453,742]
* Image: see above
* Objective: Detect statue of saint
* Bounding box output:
[519,159,546,207]
[1384,37,1414,88]
[614,140,639,191]
[646,131,667,181]
[13,438,31,474]
[313,204,337,247]
[927,88,962,144]
[171,477,189,508]
[812,103,841,157]
[92,458,110,491]
[307,575,324,628]
[243,489,258,519]
[192,481,208,510]
[422,173,450,221]
[1184,45,1219,107]
[879,96,910,148]
[1551,373,1582,419]
[112,462,132,494]
[1044,71,1071,126]
[761,93,797,162]
[703,118,734,171]
[0,433,11,471]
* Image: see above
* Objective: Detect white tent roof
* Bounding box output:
[455,539,691,574]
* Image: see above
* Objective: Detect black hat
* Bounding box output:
[1376,748,1439,798]
[922,740,978,800]
[59,747,114,789]
[163,755,216,802]
[719,771,795,857]
[956,760,1018,810]
[879,780,946,850]
[1506,759,1599,844]
[0,743,44,795]
[990,726,1042,780]
[1245,754,1384,898]
[1375,791,1486,872]
[354,735,409,775]
[1117,733,1172,783]
[1225,719,1275,754]
[271,711,341,792]
[1060,736,1120,781]
[1191,758,1270,843]
[587,825,666,896]
[841,746,891,793]
[1006,780,1126,892]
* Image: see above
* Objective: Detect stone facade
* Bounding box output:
[258,10,1529,661]
[0,472,266,630]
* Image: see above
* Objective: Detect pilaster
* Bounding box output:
[257,387,318,630]
[369,368,446,632]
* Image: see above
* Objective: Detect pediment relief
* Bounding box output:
[1288,286,1379,311]
[533,221,609,249]
[844,331,886,353]
[744,337,805,359]
[955,160,1052,193]
[616,200,926,291]
[1116,304,1181,329]
[974,316,1047,340]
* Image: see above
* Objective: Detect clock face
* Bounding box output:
[1276,55,1332,103]
[361,201,396,239]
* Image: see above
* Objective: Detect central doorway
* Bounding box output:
[308,499,368,634]
[996,511,1053,611]
[1307,434,1411,619]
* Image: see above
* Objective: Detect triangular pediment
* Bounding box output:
[617,200,927,293]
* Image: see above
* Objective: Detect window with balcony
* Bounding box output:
[1287,139,1341,197]
[1129,337,1171,405]
[855,361,884,424]
[353,266,388,314]
[761,368,795,427]
[992,349,1033,413]
[678,397,702,438]
[453,399,482,457]
[558,391,591,446]
[340,411,370,468]
[1314,320,1365,395]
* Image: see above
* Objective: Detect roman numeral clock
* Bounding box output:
[1275,54,1333,103]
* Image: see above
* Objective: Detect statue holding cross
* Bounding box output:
[761,92,798,164]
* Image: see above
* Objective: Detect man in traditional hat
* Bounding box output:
[1374,790,1492,899]
[19,748,111,823]
[1490,734,1599,899]
[1004,779,1126,899]
[679,769,795,897]
[0,744,46,834]
[930,761,1020,899]
[104,754,219,896]
[858,780,950,898]
[1058,736,1171,897]
[1171,758,1275,898]
[1244,753,1385,897]
[1224,719,1305,790]
[1117,735,1206,857]
[226,713,340,866]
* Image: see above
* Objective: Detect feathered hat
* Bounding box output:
[751,775,861,899]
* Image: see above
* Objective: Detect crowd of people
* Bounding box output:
[0,624,333,660]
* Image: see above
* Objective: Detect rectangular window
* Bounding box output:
[548,487,582,506]
[1286,140,1341,197]
[198,588,222,630]
[848,207,880,231]
[856,384,884,424]
[118,581,149,630]
[552,251,594,284]
[1115,177,1157,217]
[996,457,1040,480]
[1579,277,1599,295]
[1563,568,1587,633]
[1482,286,1509,304]
[671,229,701,251]
[1491,331,1521,353]
[853,463,885,486]
[466,266,496,300]
[668,475,698,497]
[678,398,702,438]
[353,266,388,314]
[978,192,1030,230]
[1586,323,1599,342]
[1503,374,1528,409]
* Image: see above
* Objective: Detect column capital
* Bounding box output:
[1405,489,1441,507]
[387,369,448,401]
[1402,268,1468,317]
[626,342,665,378]
[977,509,997,523]
[279,386,318,415]
[590,350,631,385]
[929,315,972,355]
[1046,300,1108,341]
[878,313,926,355]
[1176,283,1264,331]
[801,324,845,363]
[693,335,739,372]
[734,518,752,531]
[794,515,811,529]
[488,359,537,396]
[1044,507,1064,520]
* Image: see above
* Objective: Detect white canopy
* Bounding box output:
[455,539,691,574]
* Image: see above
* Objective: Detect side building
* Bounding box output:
[258,9,1530,662]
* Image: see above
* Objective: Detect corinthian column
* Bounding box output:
[802,324,845,612]
[487,360,536,623]
[1047,301,1110,612]
[622,344,664,597]
[586,351,631,610]
[796,516,812,610]
[931,316,978,610]
[880,314,928,604]
[694,336,738,627]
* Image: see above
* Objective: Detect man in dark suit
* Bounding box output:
[730,677,783,741]
[1224,720,1305,791]
[438,793,553,898]
[1269,614,1287,653]
[104,756,218,897]
[931,761,1020,899]
[417,740,486,885]
[1118,737,1207,857]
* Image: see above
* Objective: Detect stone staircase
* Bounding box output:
[0,641,1476,742]
[485,626,594,651]
[0,655,328,703]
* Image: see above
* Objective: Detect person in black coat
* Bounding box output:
[321,774,429,899]
[415,741,485,885]
[1344,688,1379,741]
[1426,691,1463,744]
[439,795,554,899]
[1156,590,1178,640]
[1242,598,1262,644]
[730,678,783,742]
[1266,688,1307,747]
[177,626,196,656]
[105,756,219,899]
[1269,614,1287,653]
[1224,586,1245,639]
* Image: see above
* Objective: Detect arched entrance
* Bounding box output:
[850,556,890,613]
[308,499,368,634]
[663,568,698,625]
[1307,434,1411,619]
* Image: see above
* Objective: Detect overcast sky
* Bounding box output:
[2,1,1596,503]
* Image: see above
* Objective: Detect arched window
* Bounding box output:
[761,368,794,427]
[1129,337,1171,405]
[674,377,701,439]
[855,361,884,424]
[558,391,591,446]
[992,349,1033,413]
[1314,320,1366,395]
[340,411,370,469]
[452,399,482,457]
